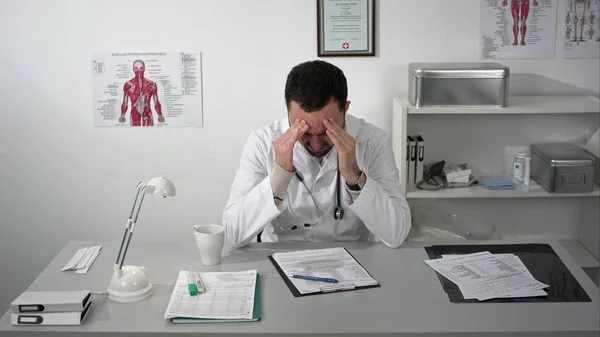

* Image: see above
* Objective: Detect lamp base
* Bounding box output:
[107,264,153,303]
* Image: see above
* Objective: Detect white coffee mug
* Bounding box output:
[192,224,225,265]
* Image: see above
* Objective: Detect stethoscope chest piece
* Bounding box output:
[334,206,344,220]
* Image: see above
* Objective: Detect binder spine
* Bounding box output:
[18,304,45,312]
[406,136,416,192]
[415,135,425,185]
[16,315,43,324]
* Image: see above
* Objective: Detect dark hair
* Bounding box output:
[284,60,347,112]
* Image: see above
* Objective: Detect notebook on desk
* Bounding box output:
[164,269,261,323]
[424,243,592,303]
[269,247,380,297]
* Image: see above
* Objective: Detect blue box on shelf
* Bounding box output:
[480,176,515,190]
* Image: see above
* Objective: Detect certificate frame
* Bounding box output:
[317,0,375,57]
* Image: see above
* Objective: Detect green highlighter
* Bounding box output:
[185,271,199,296]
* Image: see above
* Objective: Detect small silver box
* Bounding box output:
[408,62,510,107]
[530,143,596,193]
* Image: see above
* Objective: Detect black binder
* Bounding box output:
[424,243,592,303]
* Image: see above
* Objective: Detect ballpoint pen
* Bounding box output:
[288,274,338,283]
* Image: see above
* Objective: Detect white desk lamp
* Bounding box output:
[107,177,176,303]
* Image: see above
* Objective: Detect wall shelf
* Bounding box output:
[392,94,600,191]
[398,95,600,115]
[392,94,600,268]
[407,181,600,199]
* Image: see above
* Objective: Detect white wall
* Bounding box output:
[0,0,598,309]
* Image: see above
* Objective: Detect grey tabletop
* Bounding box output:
[0,238,598,337]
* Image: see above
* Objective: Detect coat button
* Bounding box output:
[291,225,298,230]
[304,223,311,227]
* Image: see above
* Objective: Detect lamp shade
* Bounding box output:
[145,177,176,197]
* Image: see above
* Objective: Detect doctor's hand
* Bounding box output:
[275,119,309,172]
[324,118,361,184]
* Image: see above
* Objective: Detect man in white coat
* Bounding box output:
[223,60,411,248]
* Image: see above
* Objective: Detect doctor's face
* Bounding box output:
[287,99,349,157]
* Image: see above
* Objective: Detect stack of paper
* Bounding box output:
[61,246,102,274]
[424,251,549,301]
[164,269,260,323]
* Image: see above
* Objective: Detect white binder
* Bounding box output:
[406,136,416,191]
[11,290,91,313]
[11,301,92,326]
[414,135,425,185]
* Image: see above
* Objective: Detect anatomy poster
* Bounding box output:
[480,0,558,59]
[92,52,203,127]
[560,0,600,58]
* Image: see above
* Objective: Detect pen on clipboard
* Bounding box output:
[288,274,338,283]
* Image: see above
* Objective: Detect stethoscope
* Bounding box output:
[293,162,344,222]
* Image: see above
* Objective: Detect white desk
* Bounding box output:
[0,238,598,336]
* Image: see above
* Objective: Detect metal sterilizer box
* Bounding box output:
[408,62,510,107]
[530,143,596,193]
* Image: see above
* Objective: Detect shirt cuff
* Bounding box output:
[347,188,361,202]
[345,173,367,204]
[270,163,295,206]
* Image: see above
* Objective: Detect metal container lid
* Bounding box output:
[531,143,596,167]
[408,62,510,79]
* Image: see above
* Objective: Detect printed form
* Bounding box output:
[271,247,378,294]
[426,252,548,301]
[164,270,256,320]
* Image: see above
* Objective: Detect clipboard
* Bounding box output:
[268,247,381,297]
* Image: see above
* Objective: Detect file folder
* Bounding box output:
[11,290,91,313]
[11,301,92,325]
[165,270,261,324]
[169,274,261,324]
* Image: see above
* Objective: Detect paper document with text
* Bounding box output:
[270,247,379,296]
[425,251,549,301]
[164,270,256,321]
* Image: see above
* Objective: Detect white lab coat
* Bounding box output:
[223,114,411,248]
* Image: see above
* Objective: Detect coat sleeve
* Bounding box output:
[222,131,287,247]
[347,133,412,248]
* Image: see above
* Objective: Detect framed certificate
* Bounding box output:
[317,0,375,57]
